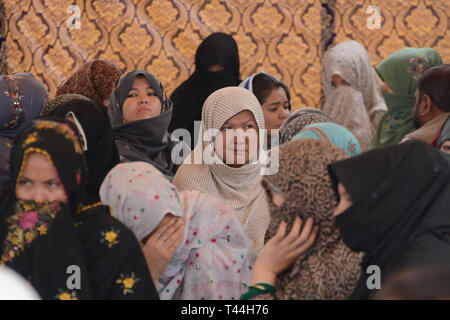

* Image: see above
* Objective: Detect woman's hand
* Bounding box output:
[251,217,318,286]
[140,216,185,286]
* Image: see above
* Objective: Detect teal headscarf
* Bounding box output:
[369,48,442,149]
[291,122,361,157]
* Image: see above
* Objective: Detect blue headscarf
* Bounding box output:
[0,73,48,187]
[0,73,48,138]
[292,122,361,157]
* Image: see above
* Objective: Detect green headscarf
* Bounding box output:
[369,48,442,149]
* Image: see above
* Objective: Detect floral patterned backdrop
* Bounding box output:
[1,0,449,110]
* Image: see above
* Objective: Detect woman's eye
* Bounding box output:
[47,181,59,188]
[147,92,157,97]
[18,179,31,186]
[127,93,137,98]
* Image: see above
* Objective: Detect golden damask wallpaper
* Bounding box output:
[1,0,449,110]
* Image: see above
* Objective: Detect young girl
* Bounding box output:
[108,70,185,180]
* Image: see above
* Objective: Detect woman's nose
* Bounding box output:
[139,95,149,104]
[32,187,51,202]
[279,108,289,120]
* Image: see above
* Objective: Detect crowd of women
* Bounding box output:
[0,32,450,300]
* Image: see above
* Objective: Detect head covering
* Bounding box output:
[0,266,41,300]
[279,107,333,144]
[0,73,48,138]
[239,71,292,111]
[195,33,240,78]
[0,73,48,187]
[0,119,93,299]
[9,119,87,211]
[328,140,450,299]
[49,97,120,203]
[322,85,373,151]
[41,93,91,117]
[173,87,270,251]
[437,116,450,149]
[370,48,443,149]
[108,70,179,179]
[108,70,171,125]
[291,122,361,157]
[169,32,241,149]
[263,139,362,299]
[322,40,387,145]
[56,59,123,107]
[100,162,255,300]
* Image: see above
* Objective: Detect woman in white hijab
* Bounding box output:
[322,40,387,151]
[173,87,270,252]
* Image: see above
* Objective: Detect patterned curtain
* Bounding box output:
[1,0,449,111]
[0,1,6,75]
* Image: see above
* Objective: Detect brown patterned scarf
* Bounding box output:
[56,59,123,107]
[263,139,363,300]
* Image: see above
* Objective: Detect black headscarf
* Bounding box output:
[168,32,241,149]
[0,119,93,299]
[108,70,181,180]
[328,140,450,299]
[39,112,159,299]
[0,118,87,237]
[9,119,87,211]
[49,97,120,203]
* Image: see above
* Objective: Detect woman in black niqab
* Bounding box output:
[169,32,241,149]
[328,140,450,299]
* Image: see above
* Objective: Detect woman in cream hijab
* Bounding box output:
[173,87,270,251]
[322,40,387,150]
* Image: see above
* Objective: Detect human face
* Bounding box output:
[122,76,162,123]
[440,140,450,154]
[261,87,290,136]
[333,182,353,216]
[331,74,349,88]
[16,152,67,203]
[413,88,440,129]
[216,110,259,168]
